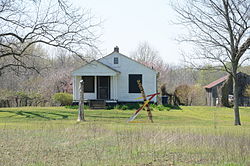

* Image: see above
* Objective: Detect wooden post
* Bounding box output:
[77,80,85,121]
[137,80,153,123]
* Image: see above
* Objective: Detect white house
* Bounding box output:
[72,46,158,104]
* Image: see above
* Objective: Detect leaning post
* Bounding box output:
[77,80,85,121]
[137,80,153,123]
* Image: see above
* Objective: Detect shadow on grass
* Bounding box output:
[87,115,128,119]
[16,111,56,120]
[171,105,182,110]
[0,109,129,121]
[0,110,72,120]
[162,104,182,110]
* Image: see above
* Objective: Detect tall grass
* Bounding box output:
[1,123,250,165]
[0,106,250,165]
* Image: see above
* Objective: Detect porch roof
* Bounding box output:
[72,60,120,76]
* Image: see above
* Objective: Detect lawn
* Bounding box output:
[0,106,250,166]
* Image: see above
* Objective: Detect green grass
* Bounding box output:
[0,106,250,166]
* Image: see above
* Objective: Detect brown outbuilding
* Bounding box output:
[204,72,250,106]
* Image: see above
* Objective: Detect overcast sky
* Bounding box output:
[71,0,188,64]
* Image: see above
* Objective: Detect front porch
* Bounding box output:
[73,75,118,102]
[72,60,120,102]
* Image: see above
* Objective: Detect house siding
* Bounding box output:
[99,52,157,102]
[72,50,157,103]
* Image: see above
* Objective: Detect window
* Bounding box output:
[129,74,142,93]
[82,76,94,93]
[114,57,118,64]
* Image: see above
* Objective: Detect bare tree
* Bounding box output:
[130,42,170,89]
[163,66,198,93]
[0,0,100,73]
[130,42,164,70]
[172,0,250,125]
[0,44,87,107]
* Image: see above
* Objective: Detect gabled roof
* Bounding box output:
[204,75,229,89]
[97,51,158,73]
[72,60,120,76]
[97,60,121,73]
[72,47,158,76]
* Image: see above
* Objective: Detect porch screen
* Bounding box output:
[82,76,94,93]
[129,74,142,93]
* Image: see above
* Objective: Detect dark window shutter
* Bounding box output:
[129,74,142,93]
[82,76,95,93]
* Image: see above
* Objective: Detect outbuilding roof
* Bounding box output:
[204,75,229,89]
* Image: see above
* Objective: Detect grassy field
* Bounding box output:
[0,106,250,166]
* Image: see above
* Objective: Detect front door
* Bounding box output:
[97,76,110,99]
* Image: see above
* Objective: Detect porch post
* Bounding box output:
[95,76,97,99]
[114,75,118,100]
[73,76,76,101]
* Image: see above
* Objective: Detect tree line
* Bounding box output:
[1,41,250,107]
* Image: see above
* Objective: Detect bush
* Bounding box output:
[112,103,177,111]
[52,93,72,106]
[156,105,171,111]
[65,105,89,109]
[126,103,140,109]
[65,105,78,109]
[150,104,157,109]
[113,103,140,110]
[174,84,192,106]
[121,105,128,110]
[106,105,115,110]
[114,104,122,110]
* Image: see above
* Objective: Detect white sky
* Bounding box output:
[72,0,187,64]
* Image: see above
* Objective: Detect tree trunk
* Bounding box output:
[169,95,172,105]
[221,80,230,107]
[7,100,10,107]
[77,80,85,122]
[25,98,28,106]
[15,97,18,107]
[233,72,241,125]
[217,86,222,107]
